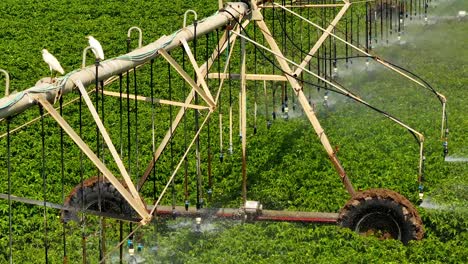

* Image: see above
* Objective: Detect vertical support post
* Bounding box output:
[240,29,247,203]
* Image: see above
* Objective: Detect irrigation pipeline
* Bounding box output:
[0,2,250,120]
[0,192,338,224]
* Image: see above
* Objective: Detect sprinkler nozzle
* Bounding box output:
[185,200,189,211]
[443,141,449,157]
[219,153,224,162]
[195,217,202,232]
[129,241,135,256]
[137,243,143,252]
[254,125,257,134]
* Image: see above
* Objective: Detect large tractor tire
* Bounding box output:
[62,176,136,223]
[338,189,424,244]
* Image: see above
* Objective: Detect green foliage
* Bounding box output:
[0,0,467,263]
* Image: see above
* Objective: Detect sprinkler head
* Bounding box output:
[129,243,135,256]
[195,217,202,232]
[267,120,272,129]
[419,192,424,201]
[254,125,257,134]
[207,188,213,196]
[185,200,189,211]
[443,141,449,157]
[219,153,224,162]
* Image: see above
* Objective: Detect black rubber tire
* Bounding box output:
[338,189,424,244]
[62,176,135,223]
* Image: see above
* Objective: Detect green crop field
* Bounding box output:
[0,0,467,263]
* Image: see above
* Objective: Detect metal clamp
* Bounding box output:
[183,9,198,28]
[127,26,143,49]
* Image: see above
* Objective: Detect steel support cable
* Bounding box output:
[39,105,49,263]
[275,9,439,98]
[231,9,423,146]
[226,11,426,189]
[7,117,12,264]
[225,10,424,145]
[272,3,446,108]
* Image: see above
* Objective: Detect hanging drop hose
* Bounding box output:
[228,28,233,155]
[168,55,178,213]
[78,89,87,263]
[181,51,189,212]
[192,19,203,210]
[206,33,213,200]
[59,96,67,262]
[150,59,156,200]
[254,22,258,134]
[7,117,13,264]
[118,73,124,263]
[39,105,49,263]
[224,9,427,193]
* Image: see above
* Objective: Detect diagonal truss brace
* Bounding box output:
[100,89,209,110]
[180,38,215,105]
[250,0,356,195]
[34,94,151,223]
[159,48,216,109]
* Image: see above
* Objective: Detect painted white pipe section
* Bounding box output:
[0,2,249,120]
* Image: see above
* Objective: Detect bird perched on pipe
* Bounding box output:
[87,36,105,60]
[42,49,65,78]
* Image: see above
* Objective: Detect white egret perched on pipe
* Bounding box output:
[42,49,65,80]
[87,36,105,60]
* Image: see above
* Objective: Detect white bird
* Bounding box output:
[42,49,65,77]
[87,36,105,60]
[42,49,65,82]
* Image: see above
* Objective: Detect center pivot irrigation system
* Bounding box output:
[1,0,449,262]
